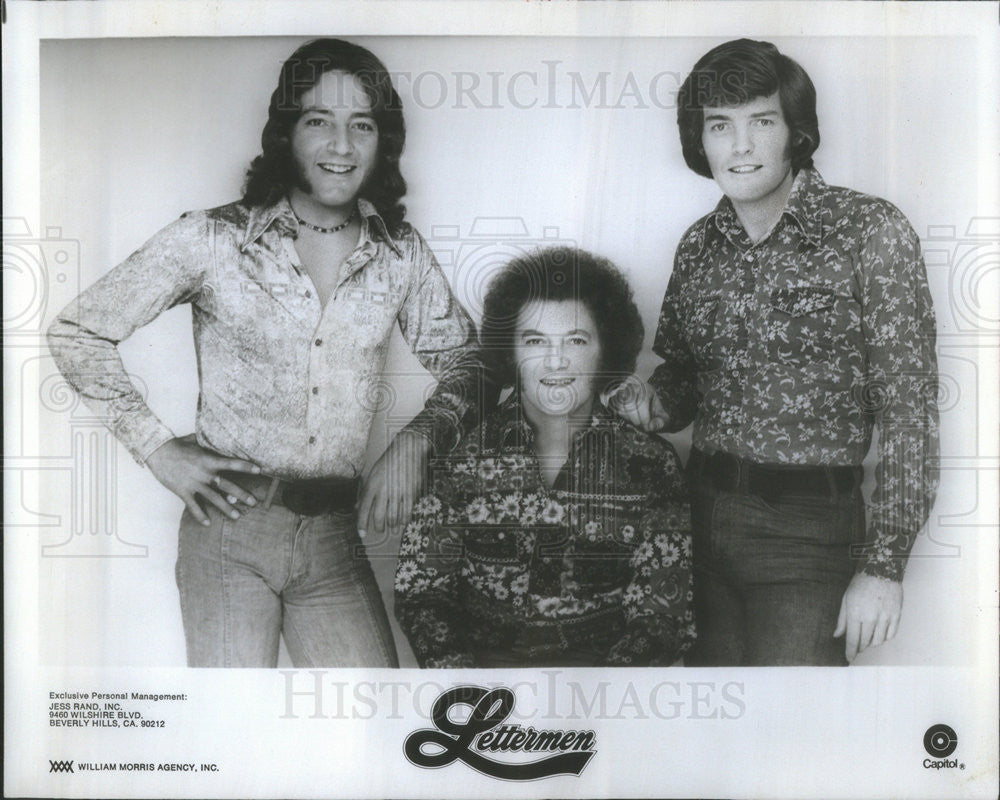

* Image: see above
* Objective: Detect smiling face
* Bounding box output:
[514,300,603,424]
[701,92,794,220]
[289,70,379,223]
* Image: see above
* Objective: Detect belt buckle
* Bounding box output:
[282,482,328,516]
[328,478,359,512]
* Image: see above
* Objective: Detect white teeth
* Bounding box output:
[319,164,354,174]
[541,377,574,386]
[730,166,760,174]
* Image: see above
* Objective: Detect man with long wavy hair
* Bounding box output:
[48,39,492,667]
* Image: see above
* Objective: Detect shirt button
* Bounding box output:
[744,252,754,261]
[312,386,319,395]
[308,436,316,444]
[314,338,323,347]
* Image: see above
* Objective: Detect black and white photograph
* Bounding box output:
[4,1,998,798]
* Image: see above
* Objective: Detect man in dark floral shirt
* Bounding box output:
[615,39,938,665]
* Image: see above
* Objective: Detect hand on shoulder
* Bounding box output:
[604,375,670,432]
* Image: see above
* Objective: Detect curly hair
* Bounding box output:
[480,247,644,394]
[242,38,408,234]
[676,39,820,180]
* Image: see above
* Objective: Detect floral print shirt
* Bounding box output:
[47,198,490,479]
[394,395,696,668]
[650,168,939,581]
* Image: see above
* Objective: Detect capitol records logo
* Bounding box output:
[404,686,596,780]
[922,724,964,770]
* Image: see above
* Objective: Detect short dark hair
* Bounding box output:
[676,38,820,179]
[480,247,644,394]
[242,38,408,234]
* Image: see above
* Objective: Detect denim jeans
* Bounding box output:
[175,503,399,668]
[684,459,864,667]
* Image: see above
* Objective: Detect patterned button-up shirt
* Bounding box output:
[47,198,489,479]
[394,395,696,667]
[650,168,939,580]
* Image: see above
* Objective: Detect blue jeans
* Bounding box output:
[175,503,399,668]
[685,457,864,666]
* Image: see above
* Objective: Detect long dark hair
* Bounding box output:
[242,38,408,234]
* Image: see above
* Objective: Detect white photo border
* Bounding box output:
[4,2,998,799]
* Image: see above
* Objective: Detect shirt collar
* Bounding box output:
[494,391,622,452]
[241,196,402,256]
[780,167,827,246]
[700,167,828,253]
[495,393,532,450]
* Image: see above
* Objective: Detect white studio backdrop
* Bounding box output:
[34,34,983,669]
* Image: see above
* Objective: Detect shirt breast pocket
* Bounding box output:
[464,530,520,566]
[686,294,722,368]
[765,285,845,365]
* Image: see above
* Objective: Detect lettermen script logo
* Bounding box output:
[404,686,596,780]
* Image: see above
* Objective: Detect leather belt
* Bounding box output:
[219,471,360,516]
[689,448,858,502]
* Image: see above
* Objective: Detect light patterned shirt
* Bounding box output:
[395,395,696,668]
[650,168,939,581]
[47,198,490,479]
